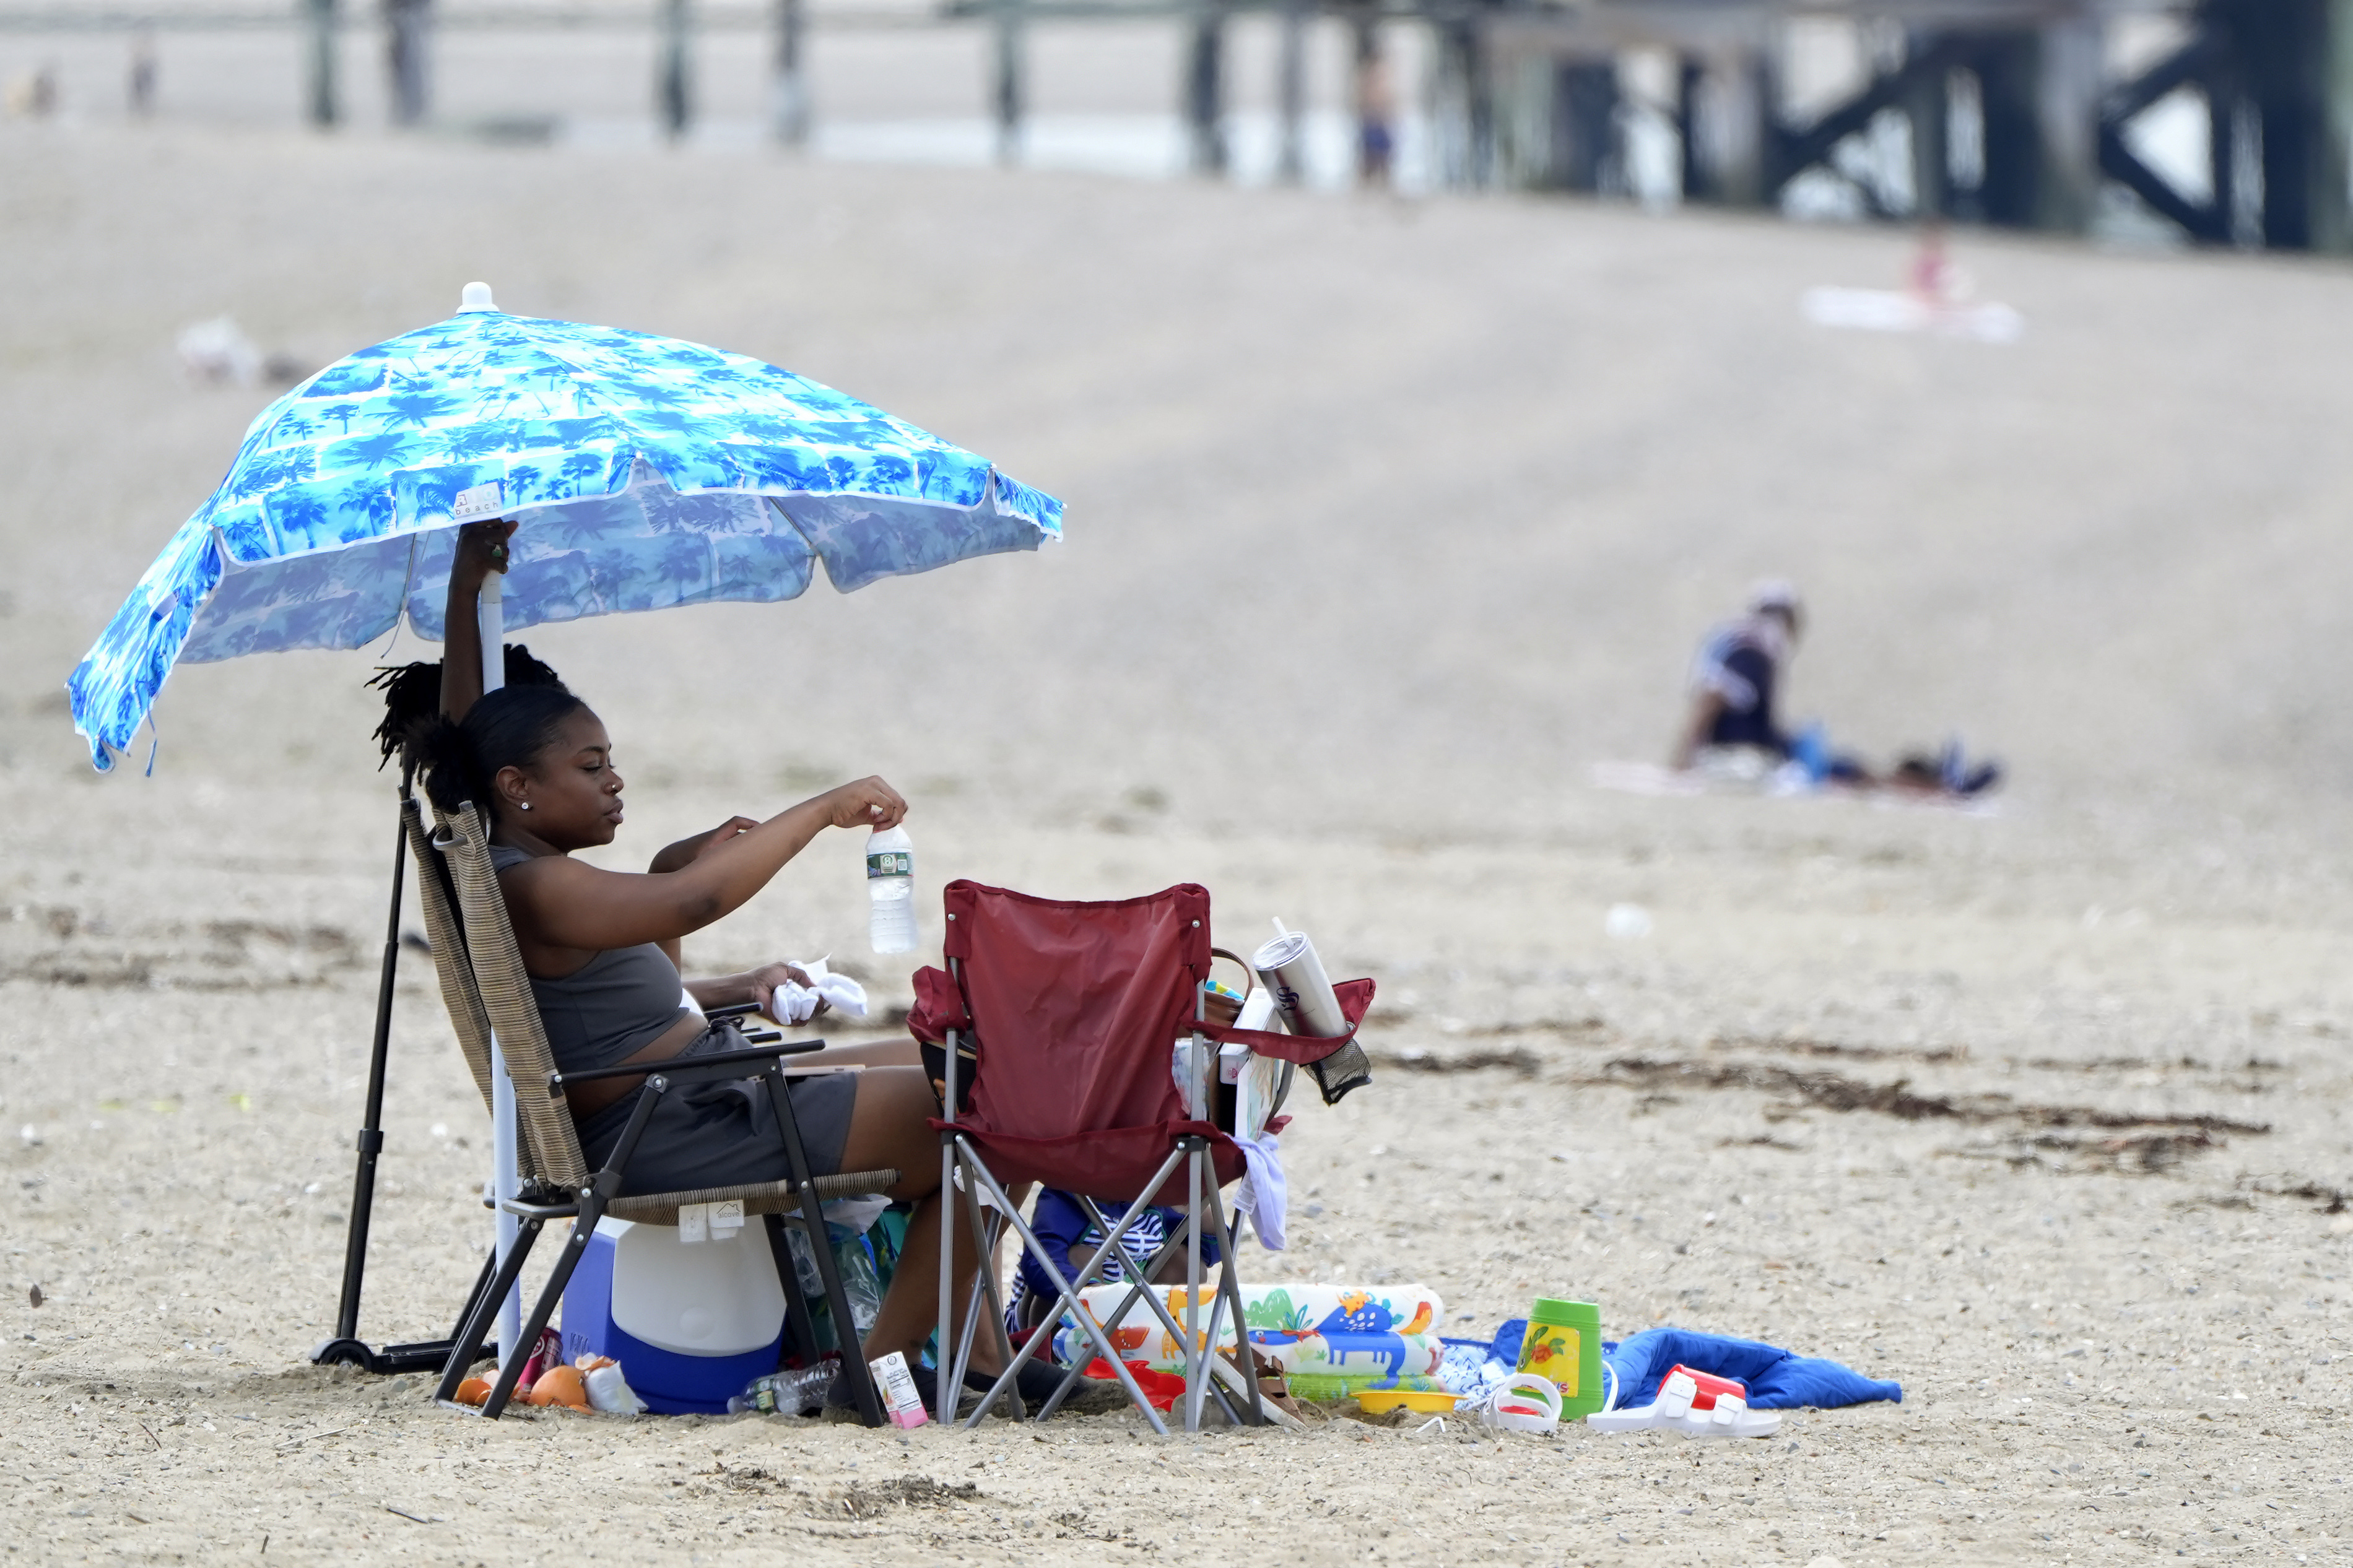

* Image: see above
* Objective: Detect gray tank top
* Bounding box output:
[488,842,693,1074]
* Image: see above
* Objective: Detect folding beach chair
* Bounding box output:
[412,802,900,1422]
[910,880,1372,1433]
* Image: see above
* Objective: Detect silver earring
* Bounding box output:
[519,801,531,811]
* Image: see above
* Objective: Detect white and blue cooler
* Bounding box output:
[561,1216,786,1414]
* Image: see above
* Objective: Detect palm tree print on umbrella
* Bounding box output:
[67,295,1060,769]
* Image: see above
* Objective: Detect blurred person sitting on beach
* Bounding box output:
[1672,580,1998,797]
[409,520,1055,1412]
[1673,579,1816,770]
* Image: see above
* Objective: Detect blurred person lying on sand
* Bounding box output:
[402,519,1059,1413]
[1672,579,1999,797]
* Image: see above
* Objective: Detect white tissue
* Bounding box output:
[768,956,869,1024]
[584,1362,648,1414]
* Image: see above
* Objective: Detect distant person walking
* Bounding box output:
[7,62,58,118]
[385,0,430,126]
[1355,37,1394,188]
[128,31,157,116]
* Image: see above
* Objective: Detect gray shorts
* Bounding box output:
[576,1030,859,1197]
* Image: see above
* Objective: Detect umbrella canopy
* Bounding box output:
[69,284,1063,769]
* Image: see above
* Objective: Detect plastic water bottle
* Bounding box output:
[866,825,916,954]
[728,1364,833,1416]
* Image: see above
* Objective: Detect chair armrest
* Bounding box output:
[551,1036,825,1088]
[695,1003,780,1041]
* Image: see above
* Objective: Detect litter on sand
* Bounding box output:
[1801,285,2023,344]
[1603,1327,1903,1411]
[1801,237,2020,344]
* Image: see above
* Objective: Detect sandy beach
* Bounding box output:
[3,120,2351,1564]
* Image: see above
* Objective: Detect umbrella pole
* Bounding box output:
[307,793,405,1369]
[341,792,404,1335]
[481,573,526,1368]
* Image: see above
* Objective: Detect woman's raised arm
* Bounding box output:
[440,521,516,721]
[500,777,906,955]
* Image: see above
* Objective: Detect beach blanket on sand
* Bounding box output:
[1603,1327,1902,1410]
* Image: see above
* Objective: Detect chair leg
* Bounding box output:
[1032,1195,1166,1421]
[762,1066,884,1427]
[934,1034,960,1428]
[944,1198,988,1409]
[1190,1201,1246,1427]
[952,1141,1170,1436]
[1184,1140,1207,1432]
[922,1133,950,1429]
[1123,1182,1240,1431]
[980,1207,1019,1382]
[951,1191,1020,1420]
[1086,1207,1251,1428]
[468,1078,662,1415]
[436,1216,545,1405]
[480,1200,607,1419]
[1203,1180,1268,1426]
[1019,1168,1194,1422]
[939,1154,1015,1414]
[1093,1146,1244,1432]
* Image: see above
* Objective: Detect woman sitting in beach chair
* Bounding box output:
[412,521,1055,1411]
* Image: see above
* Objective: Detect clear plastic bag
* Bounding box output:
[782,1222,887,1347]
[829,1223,885,1335]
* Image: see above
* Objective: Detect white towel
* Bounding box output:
[767,955,869,1025]
[1232,1130,1287,1251]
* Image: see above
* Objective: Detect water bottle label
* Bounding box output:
[867,851,911,878]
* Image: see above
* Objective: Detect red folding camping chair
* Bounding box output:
[908,880,1372,1433]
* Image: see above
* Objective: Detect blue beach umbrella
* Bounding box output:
[69,282,1063,769]
[63,282,1063,1385]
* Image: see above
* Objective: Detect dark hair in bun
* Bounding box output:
[368,643,567,771]
[408,683,591,816]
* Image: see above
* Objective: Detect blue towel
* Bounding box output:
[1601,1327,1900,1410]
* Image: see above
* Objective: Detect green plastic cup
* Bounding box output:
[1516,1298,1605,1418]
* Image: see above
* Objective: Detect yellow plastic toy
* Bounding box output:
[1353,1388,1461,1416]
